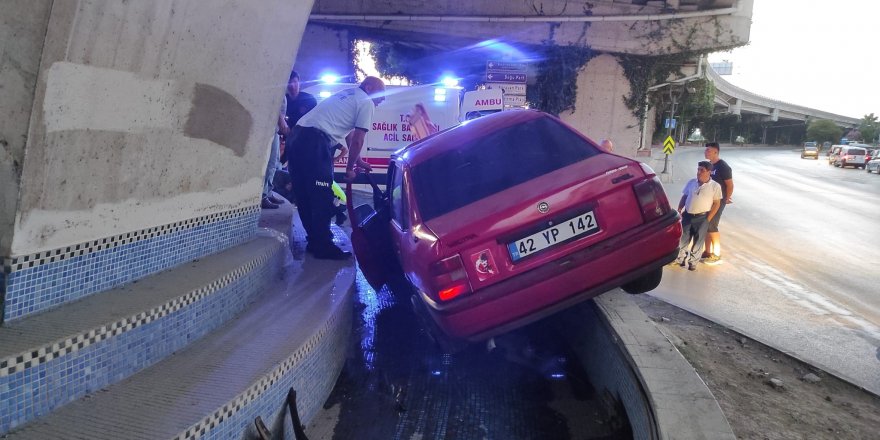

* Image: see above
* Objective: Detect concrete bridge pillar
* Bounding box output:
[0,0,313,322]
[560,54,649,159]
[731,98,743,115]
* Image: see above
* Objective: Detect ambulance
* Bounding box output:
[302,82,505,185]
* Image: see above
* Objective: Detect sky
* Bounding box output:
[708,0,877,119]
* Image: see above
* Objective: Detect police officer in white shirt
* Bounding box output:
[288,76,386,259]
[675,161,722,270]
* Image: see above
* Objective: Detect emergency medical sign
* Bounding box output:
[303,83,461,172]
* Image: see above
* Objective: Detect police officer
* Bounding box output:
[287,76,386,259]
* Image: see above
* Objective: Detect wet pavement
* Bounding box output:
[305,272,631,440]
[655,146,880,395]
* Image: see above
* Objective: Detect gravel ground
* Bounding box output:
[632,294,880,440]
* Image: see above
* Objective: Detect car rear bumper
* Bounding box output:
[417,212,681,341]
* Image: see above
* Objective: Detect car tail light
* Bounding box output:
[429,255,471,302]
[633,177,671,222]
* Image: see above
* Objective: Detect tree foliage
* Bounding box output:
[858,113,879,144]
[806,119,843,144]
[525,44,594,115]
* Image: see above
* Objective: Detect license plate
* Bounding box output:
[507,210,599,262]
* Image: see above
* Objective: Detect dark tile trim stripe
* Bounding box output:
[0,206,260,273]
[174,280,353,440]
[0,242,276,378]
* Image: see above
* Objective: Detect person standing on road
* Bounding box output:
[599,138,613,152]
[703,142,734,264]
[286,76,386,260]
[676,161,722,271]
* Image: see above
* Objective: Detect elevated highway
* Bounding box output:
[707,65,859,128]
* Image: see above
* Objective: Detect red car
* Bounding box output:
[354,110,681,344]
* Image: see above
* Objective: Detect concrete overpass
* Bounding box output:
[300,0,754,159]
[707,65,859,128]
[308,0,751,55]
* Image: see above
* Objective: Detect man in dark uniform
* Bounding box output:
[286,76,386,259]
[703,142,734,264]
[279,70,317,166]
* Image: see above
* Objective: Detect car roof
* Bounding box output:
[393,110,562,166]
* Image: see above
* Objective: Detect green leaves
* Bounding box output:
[806,120,843,145]
[858,113,879,144]
[526,44,594,116]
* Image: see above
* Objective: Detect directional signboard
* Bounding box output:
[487,83,526,95]
[504,95,527,106]
[487,61,526,72]
[663,136,676,155]
[487,61,528,106]
[486,72,526,83]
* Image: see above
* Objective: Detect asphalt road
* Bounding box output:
[651,145,880,395]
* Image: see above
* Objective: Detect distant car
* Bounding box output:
[866,151,880,174]
[354,110,682,344]
[834,145,867,168]
[828,145,843,164]
[801,145,819,159]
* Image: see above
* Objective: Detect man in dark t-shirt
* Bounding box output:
[703,142,734,264]
[280,70,317,166]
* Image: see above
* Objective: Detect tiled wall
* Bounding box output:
[0,239,283,434]
[0,207,260,322]
[175,284,354,440]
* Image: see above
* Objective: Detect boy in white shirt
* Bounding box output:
[675,161,722,271]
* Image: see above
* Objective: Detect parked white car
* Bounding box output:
[866,150,880,174]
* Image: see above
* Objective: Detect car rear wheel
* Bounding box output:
[621,267,663,294]
[408,293,469,353]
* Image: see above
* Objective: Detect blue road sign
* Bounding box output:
[486,61,527,72]
[486,72,527,83]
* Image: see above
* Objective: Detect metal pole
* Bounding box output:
[662,89,678,174]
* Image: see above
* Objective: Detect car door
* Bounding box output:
[388,161,410,267]
[348,170,401,290]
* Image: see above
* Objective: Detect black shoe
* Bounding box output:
[335,213,347,226]
[261,197,279,209]
[688,263,697,271]
[311,245,352,260]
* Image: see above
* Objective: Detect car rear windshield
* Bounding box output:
[846,148,866,155]
[805,147,817,151]
[412,117,600,221]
